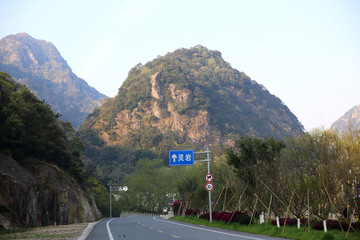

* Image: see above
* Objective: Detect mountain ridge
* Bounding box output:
[0,33,107,128]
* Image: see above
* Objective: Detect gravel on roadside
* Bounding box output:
[0,221,97,240]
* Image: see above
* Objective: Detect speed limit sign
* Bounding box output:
[205,183,214,191]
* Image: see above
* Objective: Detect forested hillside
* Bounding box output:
[0,72,102,229]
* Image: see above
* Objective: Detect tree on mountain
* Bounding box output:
[0,72,85,183]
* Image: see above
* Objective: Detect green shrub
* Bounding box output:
[236,214,251,225]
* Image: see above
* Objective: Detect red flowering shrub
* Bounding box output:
[312,220,358,231]
[185,209,198,216]
[271,218,297,226]
[313,220,325,230]
[271,219,279,226]
[213,211,228,221]
[300,218,308,224]
[353,222,360,229]
[285,218,297,225]
[327,220,350,230]
[221,212,233,223]
[201,212,209,219]
[202,211,219,220]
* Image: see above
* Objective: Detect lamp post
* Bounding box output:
[110,186,128,218]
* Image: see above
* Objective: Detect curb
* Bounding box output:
[76,221,100,240]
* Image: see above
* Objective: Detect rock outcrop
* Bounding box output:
[0,155,101,229]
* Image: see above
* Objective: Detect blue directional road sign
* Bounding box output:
[169,150,194,166]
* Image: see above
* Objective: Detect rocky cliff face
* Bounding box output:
[105,72,214,145]
[0,155,101,229]
[0,33,107,128]
[331,105,360,134]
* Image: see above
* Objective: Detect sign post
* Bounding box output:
[169,147,213,223]
[194,147,213,223]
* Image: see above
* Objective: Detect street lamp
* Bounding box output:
[110,186,128,218]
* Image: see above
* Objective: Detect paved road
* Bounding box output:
[86,214,287,240]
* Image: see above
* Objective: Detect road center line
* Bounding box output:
[106,219,115,240]
[153,217,264,240]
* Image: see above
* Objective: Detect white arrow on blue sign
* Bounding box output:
[169,150,194,166]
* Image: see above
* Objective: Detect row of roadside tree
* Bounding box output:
[110,129,360,230]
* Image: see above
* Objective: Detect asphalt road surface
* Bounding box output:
[86,214,288,240]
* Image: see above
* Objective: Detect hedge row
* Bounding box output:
[199,211,251,224]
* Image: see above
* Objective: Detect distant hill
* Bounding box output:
[77,45,304,182]
[0,33,107,128]
[331,104,360,134]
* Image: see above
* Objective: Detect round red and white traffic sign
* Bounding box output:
[205,173,214,182]
[205,183,214,191]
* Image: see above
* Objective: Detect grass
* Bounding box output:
[171,216,360,240]
[0,233,73,239]
[0,228,31,235]
[0,231,74,239]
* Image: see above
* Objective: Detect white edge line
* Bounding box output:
[152,217,264,240]
[106,219,115,240]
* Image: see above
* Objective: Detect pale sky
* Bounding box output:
[1,0,359,131]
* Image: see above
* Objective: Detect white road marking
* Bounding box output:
[153,217,265,240]
[106,219,115,240]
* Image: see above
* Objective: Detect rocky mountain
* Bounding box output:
[331,104,360,134]
[0,33,107,128]
[77,46,303,182]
